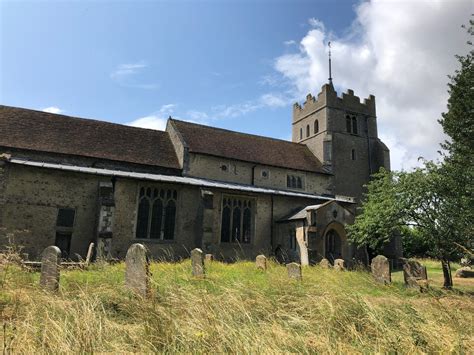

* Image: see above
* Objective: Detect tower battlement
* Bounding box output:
[293,84,376,122]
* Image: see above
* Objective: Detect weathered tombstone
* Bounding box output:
[256,255,267,270]
[191,248,205,277]
[295,226,309,266]
[455,266,474,278]
[287,262,302,280]
[125,243,150,298]
[205,254,214,262]
[85,243,95,266]
[39,246,61,292]
[319,258,330,269]
[403,259,428,288]
[371,255,391,284]
[334,259,345,271]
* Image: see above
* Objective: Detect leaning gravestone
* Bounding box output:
[125,243,150,298]
[39,246,61,292]
[334,259,345,271]
[371,255,391,284]
[191,248,205,277]
[287,262,302,280]
[256,255,267,270]
[403,259,428,288]
[319,258,330,269]
[85,242,95,266]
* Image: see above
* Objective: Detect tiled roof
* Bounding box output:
[0,105,180,170]
[171,119,327,173]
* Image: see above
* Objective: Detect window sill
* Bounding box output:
[134,238,176,244]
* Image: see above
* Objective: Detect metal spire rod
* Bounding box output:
[328,41,333,84]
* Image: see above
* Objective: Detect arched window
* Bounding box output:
[291,176,296,188]
[325,230,342,261]
[351,149,356,161]
[352,117,358,134]
[300,128,303,140]
[136,196,150,239]
[314,120,319,134]
[135,187,177,240]
[306,124,310,137]
[221,197,253,243]
[149,199,163,239]
[221,200,231,242]
[346,115,351,133]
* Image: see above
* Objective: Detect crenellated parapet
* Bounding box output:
[293,83,376,122]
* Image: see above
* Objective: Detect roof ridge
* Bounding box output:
[170,118,306,148]
[0,105,167,135]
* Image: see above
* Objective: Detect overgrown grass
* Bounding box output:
[1,259,473,353]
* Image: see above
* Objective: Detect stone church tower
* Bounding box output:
[292,83,390,202]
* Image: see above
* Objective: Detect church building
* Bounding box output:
[0,83,401,265]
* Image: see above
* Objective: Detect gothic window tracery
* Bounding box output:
[220,196,253,243]
[136,186,177,240]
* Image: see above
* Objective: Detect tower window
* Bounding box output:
[346,116,351,133]
[306,124,310,137]
[314,120,319,134]
[352,117,358,135]
[300,128,303,140]
[351,149,356,160]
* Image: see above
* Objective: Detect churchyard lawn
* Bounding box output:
[1,259,473,353]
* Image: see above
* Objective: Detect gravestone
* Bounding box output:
[295,227,309,266]
[371,255,391,284]
[256,255,267,270]
[319,258,330,269]
[455,266,474,278]
[191,248,205,277]
[125,243,150,298]
[287,262,302,280]
[403,259,428,288]
[205,254,214,262]
[334,259,345,271]
[39,246,61,292]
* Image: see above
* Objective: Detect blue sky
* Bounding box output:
[1,0,471,170]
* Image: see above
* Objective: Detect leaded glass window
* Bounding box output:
[136,186,177,240]
[221,196,253,244]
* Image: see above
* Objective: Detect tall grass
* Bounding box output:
[1,260,473,353]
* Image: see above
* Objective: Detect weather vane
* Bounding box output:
[328,41,333,85]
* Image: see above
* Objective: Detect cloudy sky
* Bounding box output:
[1,0,471,170]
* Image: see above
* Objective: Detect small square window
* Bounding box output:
[56,208,75,228]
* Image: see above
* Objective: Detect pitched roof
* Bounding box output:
[170,119,327,174]
[0,105,180,170]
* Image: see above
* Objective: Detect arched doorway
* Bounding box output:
[325,229,342,262]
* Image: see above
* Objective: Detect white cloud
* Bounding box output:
[284,40,297,46]
[110,61,158,89]
[274,0,471,170]
[127,104,177,131]
[42,106,63,114]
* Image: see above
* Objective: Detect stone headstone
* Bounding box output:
[287,262,302,280]
[319,258,330,269]
[455,266,474,278]
[371,255,391,284]
[334,259,345,271]
[205,254,214,262]
[191,248,205,277]
[403,259,428,288]
[39,246,61,292]
[295,227,309,266]
[256,255,267,270]
[125,243,150,297]
[85,243,94,265]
